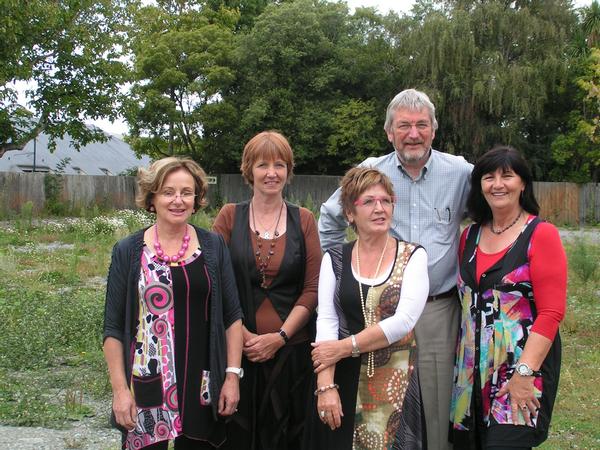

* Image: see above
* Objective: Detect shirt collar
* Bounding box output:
[395,148,434,180]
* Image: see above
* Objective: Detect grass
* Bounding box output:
[0,209,598,449]
[0,208,217,432]
[539,238,600,450]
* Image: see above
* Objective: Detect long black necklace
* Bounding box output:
[490,210,523,235]
[251,201,284,289]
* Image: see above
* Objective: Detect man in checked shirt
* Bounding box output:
[318,88,472,450]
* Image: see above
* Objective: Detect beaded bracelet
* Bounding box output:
[313,383,340,396]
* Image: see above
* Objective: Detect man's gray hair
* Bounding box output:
[384,89,438,133]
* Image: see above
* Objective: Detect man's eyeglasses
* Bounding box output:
[396,121,431,132]
[159,190,197,201]
[354,195,394,208]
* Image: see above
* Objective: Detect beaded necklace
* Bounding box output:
[355,235,389,378]
[251,201,285,289]
[253,205,282,239]
[153,224,190,265]
[490,210,523,235]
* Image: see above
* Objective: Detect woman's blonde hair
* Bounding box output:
[240,131,294,185]
[136,157,208,213]
[339,167,394,230]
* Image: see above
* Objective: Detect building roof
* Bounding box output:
[0,130,151,175]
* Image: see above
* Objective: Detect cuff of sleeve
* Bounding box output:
[103,330,124,344]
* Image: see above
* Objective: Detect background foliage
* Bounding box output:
[1,0,599,180]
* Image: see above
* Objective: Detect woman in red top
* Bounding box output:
[450,146,567,450]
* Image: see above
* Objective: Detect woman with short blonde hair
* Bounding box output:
[104,157,243,450]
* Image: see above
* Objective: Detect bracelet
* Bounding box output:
[350,334,360,358]
[314,383,339,396]
[278,328,289,344]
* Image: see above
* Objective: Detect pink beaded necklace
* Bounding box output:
[153,224,190,264]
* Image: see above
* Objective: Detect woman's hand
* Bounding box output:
[316,388,344,430]
[497,374,540,425]
[112,388,137,431]
[244,333,285,362]
[311,340,348,373]
[218,373,240,416]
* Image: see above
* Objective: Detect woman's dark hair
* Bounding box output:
[467,145,540,223]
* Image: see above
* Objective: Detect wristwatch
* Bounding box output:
[515,362,541,377]
[350,334,361,358]
[225,367,244,378]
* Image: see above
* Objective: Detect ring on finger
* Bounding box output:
[521,405,528,410]
[320,410,326,418]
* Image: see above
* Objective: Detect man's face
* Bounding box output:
[386,108,435,165]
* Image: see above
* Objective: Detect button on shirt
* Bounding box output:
[318,149,472,296]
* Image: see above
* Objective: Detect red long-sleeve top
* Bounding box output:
[459,218,567,340]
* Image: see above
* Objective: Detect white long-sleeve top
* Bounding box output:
[315,246,429,345]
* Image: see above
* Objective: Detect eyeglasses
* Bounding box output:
[159,190,197,201]
[396,121,431,132]
[354,195,394,208]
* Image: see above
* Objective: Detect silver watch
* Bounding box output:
[515,362,540,377]
[225,367,244,378]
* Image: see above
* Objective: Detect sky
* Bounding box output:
[81,0,593,135]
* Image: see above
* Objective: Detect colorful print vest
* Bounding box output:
[451,217,542,431]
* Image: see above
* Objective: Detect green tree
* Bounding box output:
[0,0,128,156]
[327,99,381,165]
[550,48,600,182]
[582,0,600,48]
[391,0,576,173]
[205,0,271,29]
[124,0,239,169]
[221,0,398,174]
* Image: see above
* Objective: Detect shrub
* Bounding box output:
[568,238,599,283]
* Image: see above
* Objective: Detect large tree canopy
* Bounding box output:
[124,0,239,169]
[4,0,595,180]
[396,0,576,172]
[216,0,403,173]
[0,0,128,156]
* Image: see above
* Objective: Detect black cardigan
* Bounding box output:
[103,225,243,420]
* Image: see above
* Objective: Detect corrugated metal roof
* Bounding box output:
[0,131,151,175]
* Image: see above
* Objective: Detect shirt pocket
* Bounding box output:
[132,374,163,408]
[433,205,453,225]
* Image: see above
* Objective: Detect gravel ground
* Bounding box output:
[0,400,121,450]
[558,228,600,243]
[0,424,121,450]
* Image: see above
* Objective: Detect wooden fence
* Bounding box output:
[1,171,599,226]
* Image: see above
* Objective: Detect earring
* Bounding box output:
[149,205,156,213]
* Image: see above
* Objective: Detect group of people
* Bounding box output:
[103,89,567,450]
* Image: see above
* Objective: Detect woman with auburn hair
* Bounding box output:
[104,157,243,449]
[450,146,567,450]
[303,167,429,450]
[213,131,322,450]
